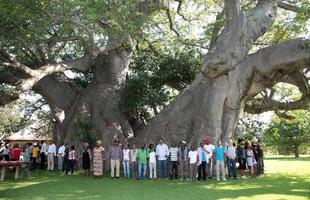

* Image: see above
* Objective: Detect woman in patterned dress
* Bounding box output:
[93,140,105,177]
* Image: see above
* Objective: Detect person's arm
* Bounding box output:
[155,146,159,157]
[88,149,92,160]
[129,150,132,163]
[165,145,169,158]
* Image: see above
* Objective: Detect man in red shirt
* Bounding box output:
[11,144,21,161]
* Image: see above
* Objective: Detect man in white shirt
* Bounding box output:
[204,137,215,179]
[225,139,237,179]
[47,141,57,170]
[57,143,65,171]
[156,137,169,178]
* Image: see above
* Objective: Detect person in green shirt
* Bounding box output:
[137,144,149,179]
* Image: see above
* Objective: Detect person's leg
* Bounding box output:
[71,160,75,174]
[232,159,237,178]
[47,154,50,170]
[149,163,153,178]
[189,164,193,180]
[198,163,202,181]
[175,162,178,179]
[51,155,54,170]
[116,159,120,178]
[153,163,157,178]
[159,160,163,178]
[227,159,232,178]
[180,161,184,179]
[138,163,142,179]
[220,161,226,180]
[216,160,220,180]
[163,160,167,178]
[123,161,126,177]
[143,163,147,179]
[207,158,212,178]
[111,159,115,177]
[127,161,131,178]
[202,161,206,180]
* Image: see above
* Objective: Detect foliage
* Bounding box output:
[0,101,28,138]
[236,113,267,141]
[73,113,98,147]
[121,47,201,124]
[264,110,310,157]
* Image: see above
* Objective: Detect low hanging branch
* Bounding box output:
[245,96,310,114]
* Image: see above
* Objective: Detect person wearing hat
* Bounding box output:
[178,141,189,181]
[82,143,92,176]
[93,140,105,177]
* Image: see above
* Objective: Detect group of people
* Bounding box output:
[89,137,264,181]
[0,136,264,181]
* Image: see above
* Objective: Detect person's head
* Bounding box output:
[23,144,28,151]
[171,142,176,147]
[246,142,251,149]
[113,140,118,146]
[181,141,186,147]
[159,137,164,144]
[200,141,204,147]
[205,137,211,145]
[84,143,89,149]
[141,143,145,149]
[41,140,44,144]
[96,140,102,147]
[149,144,154,150]
[217,140,222,147]
[65,143,69,148]
[190,144,196,151]
[228,139,233,146]
[132,144,136,149]
[13,143,19,148]
[238,139,245,146]
[70,145,75,150]
[123,144,128,149]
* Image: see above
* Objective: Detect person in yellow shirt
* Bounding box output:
[32,144,39,169]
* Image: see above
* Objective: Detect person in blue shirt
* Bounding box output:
[213,140,226,181]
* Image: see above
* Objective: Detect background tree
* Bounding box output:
[265,110,310,157]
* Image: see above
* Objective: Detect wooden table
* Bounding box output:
[0,161,28,181]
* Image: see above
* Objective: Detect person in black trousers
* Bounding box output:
[62,143,69,173]
[197,141,207,181]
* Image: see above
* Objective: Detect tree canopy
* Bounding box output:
[0,0,309,145]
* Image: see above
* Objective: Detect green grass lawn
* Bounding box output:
[1,156,309,200]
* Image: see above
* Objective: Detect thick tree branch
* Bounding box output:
[201,0,278,78]
[245,96,310,114]
[242,38,310,100]
[0,92,19,107]
[165,9,180,37]
[278,1,302,13]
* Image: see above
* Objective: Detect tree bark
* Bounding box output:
[136,38,310,146]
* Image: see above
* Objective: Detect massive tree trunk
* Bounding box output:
[34,49,133,154]
[137,38,310,145]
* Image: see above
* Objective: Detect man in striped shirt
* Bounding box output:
[169,142,179,179]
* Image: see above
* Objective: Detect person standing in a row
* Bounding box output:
[82,143,92,176]
[93,140,105,177]
[178,141,189,181]
[109,140,122,178]
[156,137,169,179]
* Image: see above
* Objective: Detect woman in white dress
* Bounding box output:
[246,143,257,178]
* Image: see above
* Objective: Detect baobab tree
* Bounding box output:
[0,0,309,152]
